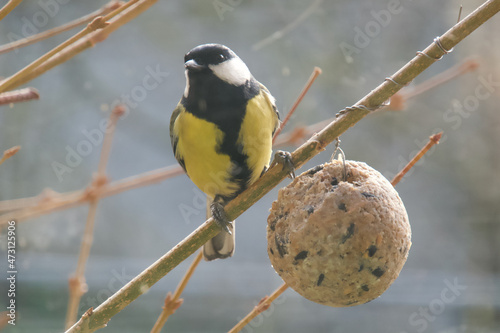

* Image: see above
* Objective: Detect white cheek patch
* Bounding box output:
[183,69,190,97]
[209,57,251,86]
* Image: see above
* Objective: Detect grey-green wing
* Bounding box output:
[169,103,186,172]
[259,83,280,136]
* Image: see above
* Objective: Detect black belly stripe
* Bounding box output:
[181,73,261,201]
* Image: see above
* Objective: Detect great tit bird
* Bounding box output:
[170,43,282,261]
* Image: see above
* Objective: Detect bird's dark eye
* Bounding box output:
[194,57,205,65]
[219,54,226,61]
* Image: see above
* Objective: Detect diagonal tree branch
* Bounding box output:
[0,0,22,22]
[0,1,122,55]
[0,17,109,94]
[65,1,500,332]
[0,0,156,93]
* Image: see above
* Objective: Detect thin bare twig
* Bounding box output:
[229,283,288,333]
[0,17,109,94]
[0,146,21,167]
[0,188,58,212]
[34,0,149,88]
[273,67,322,144]
[0,88,39,106]
[0,0,22,22]
[65,106,125,329]
[391,132,443,186]
[0,0,150,93]
[0,165,184,223]
[101,0,142,20]
[388,58,480,110]
[403,58,479,100]
[0,1,122,55]
[150,251,204,333]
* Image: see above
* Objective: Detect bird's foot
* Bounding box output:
[271,150,296,179]
[210,201,233,235]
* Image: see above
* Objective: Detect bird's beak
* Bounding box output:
[185,59,206,71]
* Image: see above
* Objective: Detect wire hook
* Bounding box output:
[331,138,347,181]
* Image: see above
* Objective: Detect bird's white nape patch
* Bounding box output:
[183,70,190,97]
[209,57,251,86]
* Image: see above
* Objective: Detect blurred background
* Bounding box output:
[1,0,499,332]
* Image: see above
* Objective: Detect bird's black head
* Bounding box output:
[184,44,235,70]
[183,44,252,98]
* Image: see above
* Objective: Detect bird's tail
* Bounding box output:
[203,223,235,261]
[203,196,235,261]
